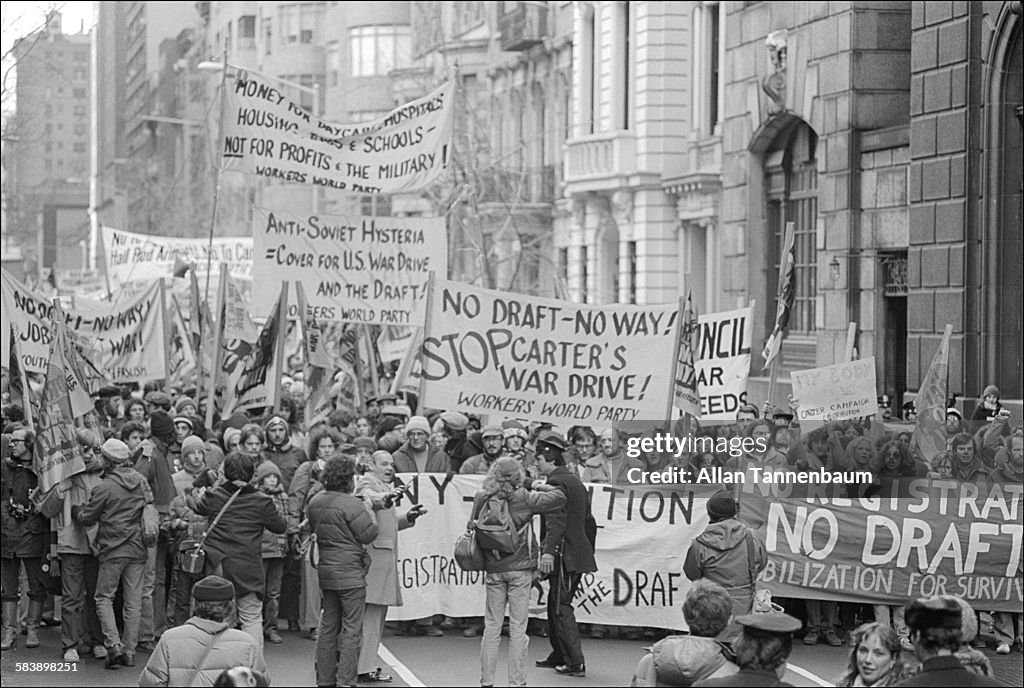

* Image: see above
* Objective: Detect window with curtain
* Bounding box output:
[766,123,818,336]
[280,4,324,45]
[349,26,411,77]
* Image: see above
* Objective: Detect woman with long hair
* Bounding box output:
[473,457,566,687]
[834,622,909,687]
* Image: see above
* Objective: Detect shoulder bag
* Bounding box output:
[178,488,242,576]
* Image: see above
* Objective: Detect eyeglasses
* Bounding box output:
[9,439,25,445]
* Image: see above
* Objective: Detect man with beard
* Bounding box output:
[263,415,306,491]
[460,426,505,475]
[354,451,426,682]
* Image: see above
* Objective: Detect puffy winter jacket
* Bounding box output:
[683,519,766,618]
[260,487,294,558]
[306,489,378,591]
[471,485,566,573]
[138,616,268,687]
[631,635,739,687]
[74,466,152,560]
[264,441,306,491]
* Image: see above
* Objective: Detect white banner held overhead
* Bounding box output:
[101,226,253,290]
[252,209,446,325]
[1,270,167,382]
[419,279,681,425]
[695,306,754,423]
[222,69,454,194]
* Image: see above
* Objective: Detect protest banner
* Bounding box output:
[790,357,878,428]
[912,324,953,463]
[101,226,253,290]
[222,281,288,415]
[740,480,1023,612]
[252,208,446,325]
[419,279,681,425]
[694,305,753,422]
[1,269,167,382]
[167,296,197,387]
[388,474,713,627]
[673,293,701,419]
[33,315,91,493]
[295,281,334,428]
[378,326,415,364]
[387,475,1023,625]
[221,69,453,194]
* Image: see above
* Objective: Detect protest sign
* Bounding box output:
[223,282,287,414]
[388,474,712,628]
[1,269,167,382]
[101,226,252,290]
[33,319,91,492]
[912,324,952,463]
[221,69,454,194]
[673,293,701,418]
[418,279,681,425]
[252,208,446,325]
[740,480,1023,612]
[790,357,878,425]
[378,326,415,364]
[695,306,753,422]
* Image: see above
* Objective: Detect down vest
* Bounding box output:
[306,489,378,591]
[137,616,268,687]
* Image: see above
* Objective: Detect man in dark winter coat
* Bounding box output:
[73,438,153,669]
[193,452,287,657]
[684,490,767,624]
[893,597,1000,687]
[535,431,597,678]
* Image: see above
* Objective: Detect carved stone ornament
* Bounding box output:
[763,30,787,114]
[610,189,633,227]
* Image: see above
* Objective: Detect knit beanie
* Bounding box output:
[406,416,431,435]
[100,438,131,464]
[150,411,176,443]
[192,575,235,602]
[706,489,738,521]
[180,435,206,456]
[982,385,1000,399]
[175,396,197,414]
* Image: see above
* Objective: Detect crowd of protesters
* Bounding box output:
[1,369,1020,686]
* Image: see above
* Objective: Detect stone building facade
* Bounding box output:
[719,0,1021,412]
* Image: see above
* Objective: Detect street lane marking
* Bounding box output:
[789,663,832,687]
[380,643,426,687]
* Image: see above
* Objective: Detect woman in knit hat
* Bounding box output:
[970,385,1004,423]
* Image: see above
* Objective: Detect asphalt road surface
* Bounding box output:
[2,624,1021,686]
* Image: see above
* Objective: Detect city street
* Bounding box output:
[3,624,1022,687]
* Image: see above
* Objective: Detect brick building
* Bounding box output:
[719,0,1021,414]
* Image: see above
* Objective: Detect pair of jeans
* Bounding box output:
[0,556,48,603]
[140,538,169,642]
[315,587,366,687]
[481,569,532,687]
[59,554,101,651]
[546,564,584,667]
[262,558,284,632]
[95,555,146,653]
[993,612,1021,645]
[806,599,839,633]
[236,591,265,656]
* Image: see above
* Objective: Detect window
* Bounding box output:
[262,16,272,55]
[74,124,86,137]
[239,14,256,48]
[559,247,569,287]
[349,25,411,77]
[74,105,86,117]
[74,68,87,81]
[580,245,589,303]
[73,142,86,153]
[74,88,86,99]
[692,2,721,136]
[766,123,818,335]
[327,40,340,86]
[627,241,637,304]
[280,4,324,45]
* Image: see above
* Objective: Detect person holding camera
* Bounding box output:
[1,424,50,651]
[354,450,426,683]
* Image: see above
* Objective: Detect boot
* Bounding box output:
[1,600,19,651]
[24,600,42,648]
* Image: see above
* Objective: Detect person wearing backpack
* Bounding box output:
[471,457,566,688]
